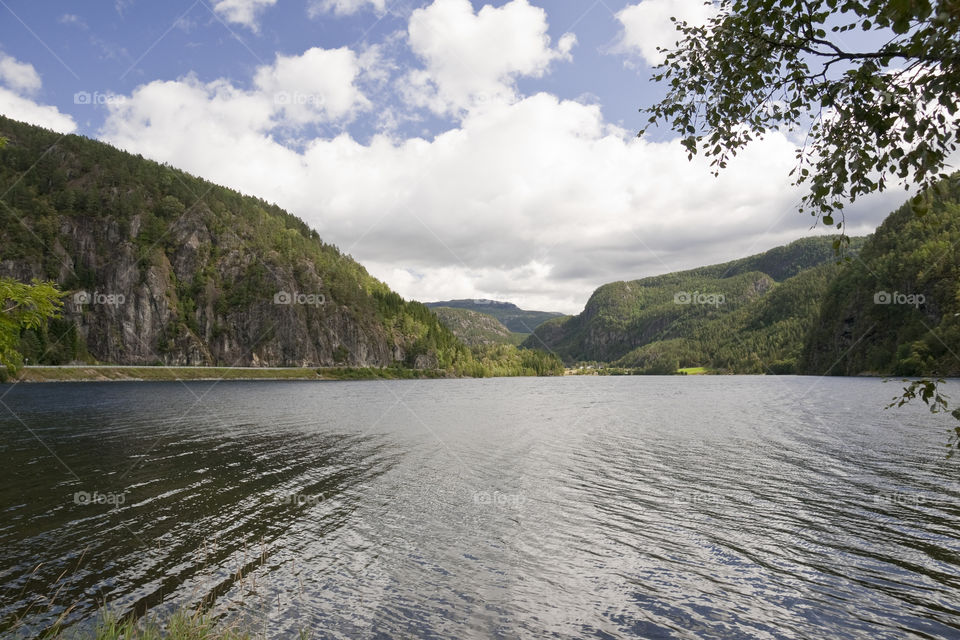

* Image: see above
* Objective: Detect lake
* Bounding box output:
[1,376,959,639]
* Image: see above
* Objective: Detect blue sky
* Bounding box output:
[0,0,901,313]
[1,0,659,140]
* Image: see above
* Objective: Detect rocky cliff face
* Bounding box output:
[3,202,402,367]
[0,116,453,368]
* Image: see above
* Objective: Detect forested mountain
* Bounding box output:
[6,113,953,379]
[802,177,960,377]
[614,261,846,374]
[425,299,562,333]
[0,116,480,372]
[525,236,866,372]
[429,307,516,346]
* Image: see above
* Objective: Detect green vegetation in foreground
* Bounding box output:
[470,344,564,377]
[0,277,63,381]
[43,608,269,640]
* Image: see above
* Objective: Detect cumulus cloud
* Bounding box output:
[0,88,77,133]
[615,0,716,66]
[100,66,884,314]
[0,53,76,133]
[254,47,372,125]
[102,44,371,157]
[91,2,898,314]
[307,0,387,17]
[401,0,576,115]
[212,0,278,31]
[0,54,42,95]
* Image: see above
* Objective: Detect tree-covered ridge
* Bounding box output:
[802,177,960,377]
[430,307,515,346]
[525,235,864,368]
[0,116,561,377]
[614,262,845,374]
[425,299,562,333]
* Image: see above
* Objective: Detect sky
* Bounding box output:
[0,0,908,314]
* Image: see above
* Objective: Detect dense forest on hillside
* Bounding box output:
[802,177,960,377]
[430,307,516,346]
[0,116,561,378]
[530,178,960,377]
[526,236,866,373]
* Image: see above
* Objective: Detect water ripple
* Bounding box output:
[0,377,958,638]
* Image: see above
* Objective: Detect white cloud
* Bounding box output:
[307,0,387,17]
[401,0,576,115]
[0,54,42,95]
[212,0,278,31]
[615,0,716,66]
[101,45,372,157]
[93,5,898,314]
[0,53,76,133]
[101,67,877,314]
[0,87,76,133]
[254,47,371,125]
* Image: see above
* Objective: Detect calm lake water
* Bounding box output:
[1,376,959,639]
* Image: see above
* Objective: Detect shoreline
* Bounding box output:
[8,366,910,383]
[12,365,456,383]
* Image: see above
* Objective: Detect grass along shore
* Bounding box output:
[13,365,452,383]
[33,608,309,640]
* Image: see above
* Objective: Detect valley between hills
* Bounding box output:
[3,114,959,381]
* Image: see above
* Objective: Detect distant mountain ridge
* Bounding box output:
[425,299,563,333]
[429,307,515,346]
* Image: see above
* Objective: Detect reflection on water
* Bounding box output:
[1,377,959,638]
